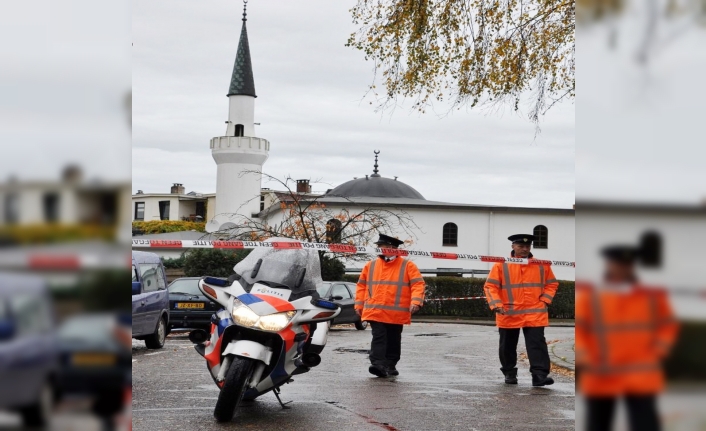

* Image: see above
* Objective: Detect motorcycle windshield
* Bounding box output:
[234,237,323,295]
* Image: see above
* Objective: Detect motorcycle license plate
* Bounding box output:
[176,302,204,309]
[251,284,292,300]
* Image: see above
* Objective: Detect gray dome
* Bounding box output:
[327,175,426,200]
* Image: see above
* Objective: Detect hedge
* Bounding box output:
[342,274,575,319]
[132,220,206,234]
[664,322,706,381]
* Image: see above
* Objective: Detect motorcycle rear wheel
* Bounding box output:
[213,356,255,422]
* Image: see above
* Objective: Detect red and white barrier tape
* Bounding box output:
[425,296,488,301]
[131,239,575,268]
[0,254,129,270]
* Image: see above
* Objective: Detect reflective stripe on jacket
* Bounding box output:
[575,282,679,396]
[483,261,559,328]
[354,257,425,325]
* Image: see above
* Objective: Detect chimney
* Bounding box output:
[62,164,83,183]
[296,179,311,194]
[171,183,185,194]
[136,190,144,194]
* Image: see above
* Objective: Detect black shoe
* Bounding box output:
[532,374,554,387]
[368,364,389,378]
[503,368,518,384]
[387,366,399,376]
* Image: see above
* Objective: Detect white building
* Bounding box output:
[1,165,131,240]
[258,162,576,281]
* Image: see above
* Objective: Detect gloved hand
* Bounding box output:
[410,304,421,314]
[355,308,362,316]
[493,307,505,315]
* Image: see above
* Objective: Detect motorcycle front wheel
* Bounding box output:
[213,356,255,422]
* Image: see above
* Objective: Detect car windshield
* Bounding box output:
[59,315,113,342]
[316,283,331,297]
[168,279,202,295]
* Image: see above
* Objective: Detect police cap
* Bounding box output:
[508,234,535,245]
[374,234,404,247]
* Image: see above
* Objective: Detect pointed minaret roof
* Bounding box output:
[227,2,256,98]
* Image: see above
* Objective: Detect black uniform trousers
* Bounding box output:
[586,395,660,431]
[498,326,551,376]
[369,321,403,367]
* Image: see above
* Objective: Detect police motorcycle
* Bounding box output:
[188,238,341,422]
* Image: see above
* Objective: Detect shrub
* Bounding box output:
[162,255,186,269]
[320,255,345,281]
[183,248,251,278]
[132,220,206,234]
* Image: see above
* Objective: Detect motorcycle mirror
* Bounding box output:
[250,259,263,278]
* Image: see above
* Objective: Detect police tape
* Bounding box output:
[131,239,576,267]
[0,254,128,270]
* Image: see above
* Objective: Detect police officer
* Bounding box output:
[577,245,678,431]
[484,234,559,386]
[355,234,426,377]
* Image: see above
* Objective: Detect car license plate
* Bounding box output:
[176,302,204,309]
[72,353,116,367]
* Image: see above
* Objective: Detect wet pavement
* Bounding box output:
[132,323,575,431]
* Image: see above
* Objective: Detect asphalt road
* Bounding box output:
[132,323,575,431]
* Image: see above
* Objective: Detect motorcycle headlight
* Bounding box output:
[257,311,296,332]
[231,299,296,332]
[231,304,259,328]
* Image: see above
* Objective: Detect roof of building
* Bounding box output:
[314,196,574,214]
[227,6,256,98]
[325,151,426,200]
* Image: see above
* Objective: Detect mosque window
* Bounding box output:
[640,230,662,268]
[326,219,343,244]
[533,225,548,248]
[442,223,458,246]
[235,124,244,137]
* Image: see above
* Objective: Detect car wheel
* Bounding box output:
[20,381,53,427]
[355,320,368,330]
[145,316,167,349]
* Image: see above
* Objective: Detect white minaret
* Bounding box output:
[208,2,269,232]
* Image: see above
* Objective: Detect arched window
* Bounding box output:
[533,225,548,248]
[640,230,662,268]
[234,124,244,137]
[442,223,458,246]
[326,219,343,244]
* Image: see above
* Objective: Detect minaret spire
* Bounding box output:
[371,150,381,177]
[228,0,256,98]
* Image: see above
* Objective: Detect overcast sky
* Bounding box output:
[132,0,575,209]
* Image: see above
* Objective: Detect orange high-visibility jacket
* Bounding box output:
[355,257,425,325]
[483,261,559,328]
[575,282,679,396]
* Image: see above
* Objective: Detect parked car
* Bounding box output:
[131,251,169,349]
[56,313,131,418]
[316,281,368,330]
[167,277,219,331]
[0,274,59,427]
